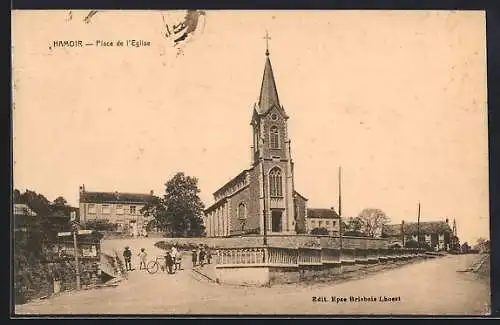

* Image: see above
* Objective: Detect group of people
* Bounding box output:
[122,246,149,271]
[122,244,213,273]
[191,244,212,267]
[163,246,182,274]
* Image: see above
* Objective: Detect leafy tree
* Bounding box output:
[15,189,52,216]
[344,216,364,233]
[357,208,390,237]
[53,196,68,206]
[140,172,206,237]
[310,227,329,235]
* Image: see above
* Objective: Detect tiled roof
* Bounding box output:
[307,208,339,219]
[213,169,251,198]
[80,191,153,204]
[382,221,452,236]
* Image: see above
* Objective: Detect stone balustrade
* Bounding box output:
[215,247,426,268]
[214,246,428,286]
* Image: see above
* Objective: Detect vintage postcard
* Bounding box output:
[12,10,490,315]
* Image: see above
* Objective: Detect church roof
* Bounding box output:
[257,54,280,115]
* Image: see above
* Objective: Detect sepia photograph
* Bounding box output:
[11,10,490,315]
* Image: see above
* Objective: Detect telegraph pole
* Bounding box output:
[338,166,343,250]
[72,223,81,290]
[261,159,268,246]
[417,202,421,251]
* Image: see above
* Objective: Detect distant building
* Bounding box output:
[382,219,453,250]
[306,208,340,235]
[78,185,154,235]
[14,203,37,232]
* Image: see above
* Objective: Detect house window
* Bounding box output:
[116,205,123,215]
[102,204,110,214]
[325,221,330,226]
[270,126,280,149]
[332,220,336,226]
[130,206,136,215]
[88,204,96,214]
[318,221,323,227]
[269,167,283,197]
[238,203,246,220]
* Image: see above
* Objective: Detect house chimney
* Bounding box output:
[79,184,85,193]
[446,218,449,224]
[150,190,154,196]
[115,191,120,199]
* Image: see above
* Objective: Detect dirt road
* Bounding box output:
[15,238,490,315]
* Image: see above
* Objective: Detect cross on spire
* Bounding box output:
[263,30,271,56]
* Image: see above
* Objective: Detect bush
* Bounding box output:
[310,227,329,235]
[405,239,432,251]
[84,220,117,232]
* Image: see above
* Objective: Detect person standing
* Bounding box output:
[199,247,206,267]
[205,245,212,264]
[191,249,198,267]
[138,248,147,270]
[171,246,178,270]
[123,246,132,271]
[165,251,174,274]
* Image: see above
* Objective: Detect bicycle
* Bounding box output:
[146,256,167,274]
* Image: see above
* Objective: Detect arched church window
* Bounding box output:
[269,167,283,197]
[238,202,246,219]
[270,126,280,149]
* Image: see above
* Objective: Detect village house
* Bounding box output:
[305,208,341,235]
[78,185,154,236]
[382,219,454,250]
[204,46,334,237]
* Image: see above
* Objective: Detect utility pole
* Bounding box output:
[338,166,343,250]
[261,159,268,246]
[72,223,81,290]
[417,202,421,251]
[401,220,405,247]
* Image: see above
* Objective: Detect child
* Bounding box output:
[138,248,147,270]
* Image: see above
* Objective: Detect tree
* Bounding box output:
[357,208,390,237]
[141,172,206,237]
[52,196,68,206]
[310,227,329,235]
[344,216,363,233]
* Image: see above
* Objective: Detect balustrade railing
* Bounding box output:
[298,247,322,265]
[267,247,298,266]
[215,247,426,268]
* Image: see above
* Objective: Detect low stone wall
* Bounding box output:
[155,235,388,250]
[214,247,426,286]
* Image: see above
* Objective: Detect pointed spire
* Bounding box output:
[258,32,280,114]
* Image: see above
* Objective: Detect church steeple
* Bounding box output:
[257,32,280,115]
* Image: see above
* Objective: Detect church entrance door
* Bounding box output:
[271,210,282,232]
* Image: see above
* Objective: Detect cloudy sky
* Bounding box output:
[12,10,488,243]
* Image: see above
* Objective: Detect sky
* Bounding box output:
[12,10,489,244]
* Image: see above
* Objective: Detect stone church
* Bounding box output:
[204,47,314,237]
